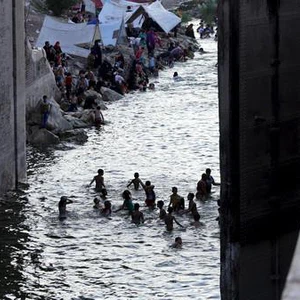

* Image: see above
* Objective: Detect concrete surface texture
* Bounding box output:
[218,0,300,299]
[25,41,61,114]
[0,1,26,193]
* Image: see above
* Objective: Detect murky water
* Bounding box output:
[1,38,220,300]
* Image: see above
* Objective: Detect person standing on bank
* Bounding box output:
[40,95,51,128]
[91,40,102,68]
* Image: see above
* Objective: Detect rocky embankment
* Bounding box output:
[25,11,199,147]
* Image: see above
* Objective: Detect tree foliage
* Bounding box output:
[45,0,78,16]
[199,0,218,24]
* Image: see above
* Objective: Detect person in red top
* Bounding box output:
[196,173,208,200]
[54,41,62,54]
[135,46,144,61]
[64,72,72,99]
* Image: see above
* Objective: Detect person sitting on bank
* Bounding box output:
[94,106,104,127]
[40,95,51,128]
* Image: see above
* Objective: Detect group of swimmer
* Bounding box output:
[58,167,220,247]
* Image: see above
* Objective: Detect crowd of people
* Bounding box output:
[42,15,219,248]
[58,167,220,248]
[40,16,203,128]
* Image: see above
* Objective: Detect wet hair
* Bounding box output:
[172,187,178,193]
[122,190,131,200]
[188,192,194,200]
[134,203,140,210]
[157,200,164,208]
[206,168,211,174]
[168,207,173,213]
[94,197,100,204]
[145,180,151,186]
[104,200,111,209]
[98,169,104,175]
[194,213,200,221]
[175,237,182,243]
[173,72,178,77]
[134,172,139,178]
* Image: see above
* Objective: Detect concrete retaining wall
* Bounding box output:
[0,1,26,193]
[25,41,61,115]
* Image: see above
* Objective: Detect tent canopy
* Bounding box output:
[84,0,96,14]
[126,0,181,33]
[36,16,100,57]
[98,0,142,46]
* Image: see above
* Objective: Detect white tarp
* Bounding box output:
[98,0,141,46]
[84,0,96,14]
[36,16,100,57]
[127,0,181,33]
[145,1,181,33]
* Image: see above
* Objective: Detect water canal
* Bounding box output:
[2,37,220,300]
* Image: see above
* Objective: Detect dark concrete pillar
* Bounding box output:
[218,0,300,299]
[0,1,26,193]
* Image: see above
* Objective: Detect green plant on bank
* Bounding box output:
[199,0,218,24]
[30,0,78,16]
[181,12,192,24]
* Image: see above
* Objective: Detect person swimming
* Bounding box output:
[148,83,155,90]
[101,200,112,216]
[173,72,184,81]
[168,187,185,212]
[190,213,201,227]
[93,197,101,209]
[127,172,141,190]
[89,169,107,198]
[171,236,182,248]
[157,200,167,220]
[186,192,198,216]
[58,196,73,218]
[196,173,208,200]
[114,190,134,215]
[140,180,156,208]
[164,207,184,231]
[131,203,144,225]
[205,168,220,193]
